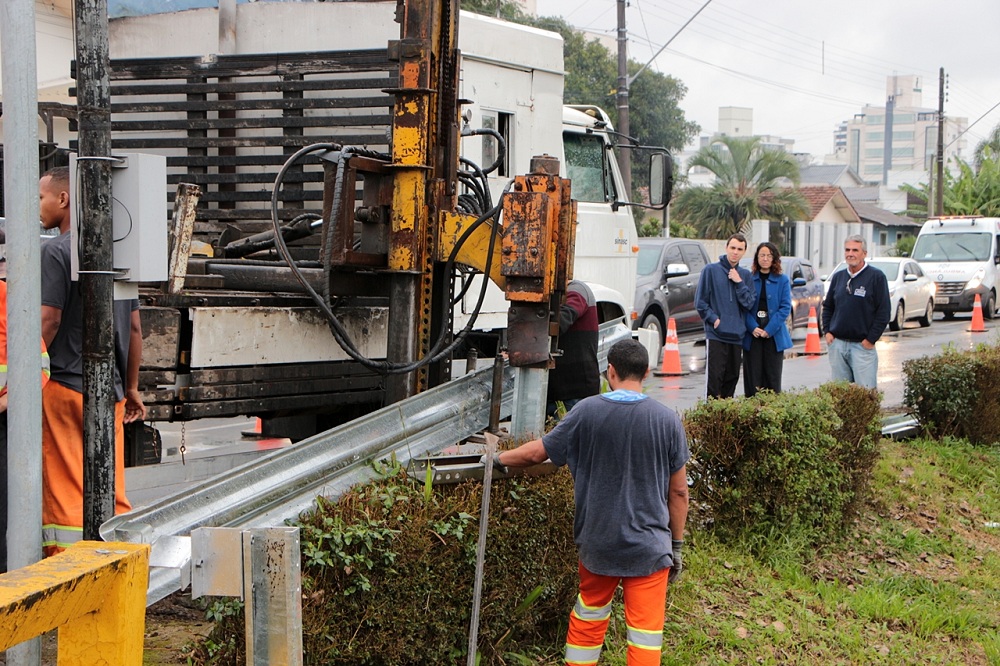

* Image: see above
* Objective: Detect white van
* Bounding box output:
[911,217,1000,319]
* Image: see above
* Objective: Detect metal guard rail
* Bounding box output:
[101,360,517,605]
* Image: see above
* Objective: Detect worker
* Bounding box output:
[546,280,600,418]
[38,166,146,556]
[0,280,51,572]
[485,338,689,665]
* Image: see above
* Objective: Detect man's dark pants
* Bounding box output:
[706,339,743,398]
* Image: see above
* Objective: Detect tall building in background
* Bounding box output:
[835,75,967,185]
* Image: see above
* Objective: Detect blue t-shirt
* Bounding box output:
[542,391,689,577]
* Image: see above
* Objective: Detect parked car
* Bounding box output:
[632,238,710,344]
[822,258,935,330]
[740,255,823,336]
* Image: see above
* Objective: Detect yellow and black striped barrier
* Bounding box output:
[0,541,150,663]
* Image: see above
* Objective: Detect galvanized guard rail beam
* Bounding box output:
[101,360,516,605]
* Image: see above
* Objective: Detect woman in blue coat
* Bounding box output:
[743,242,793,396]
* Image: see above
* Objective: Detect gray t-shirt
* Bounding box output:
[542,391,689,577]
[40,231,136,400]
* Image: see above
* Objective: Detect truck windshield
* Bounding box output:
[912,232,992,262]
[564,132,616,203]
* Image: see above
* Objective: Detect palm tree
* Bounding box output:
[902,156,1000,219]
[671,136,809,239]
[974,123,1000,172]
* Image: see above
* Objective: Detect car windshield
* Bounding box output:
[637,246,663,275]
[912,232,992,262]
[868,261,900,280]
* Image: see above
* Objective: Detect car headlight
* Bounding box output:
[966,268,986,291]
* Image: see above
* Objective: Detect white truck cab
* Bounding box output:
[911,217,1000,318]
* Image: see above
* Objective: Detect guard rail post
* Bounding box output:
[0,541,150,662]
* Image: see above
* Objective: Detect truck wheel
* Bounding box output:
[985,293,997,320]
[889,301,904,331]
[917,300,933,327]
[641,314,665,347]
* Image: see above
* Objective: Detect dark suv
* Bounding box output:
[631,238,710,344]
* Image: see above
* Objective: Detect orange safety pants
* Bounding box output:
[41,380,131,556]
[564,562,669,666]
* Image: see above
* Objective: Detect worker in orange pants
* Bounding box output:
[41,381,131,555]
[565,564,669,665]
[39,167,145,556]
[0,278,51,571]
[487,339,689,666]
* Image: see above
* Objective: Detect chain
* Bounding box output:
[180,421,187,465]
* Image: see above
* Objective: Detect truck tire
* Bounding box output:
[641,313,665,347]
[985,292,996,320]
[917,300,933,327]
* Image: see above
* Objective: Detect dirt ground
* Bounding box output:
[143,593,216,665]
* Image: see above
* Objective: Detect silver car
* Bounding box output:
[823,258,935,330]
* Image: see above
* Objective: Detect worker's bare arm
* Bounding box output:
[497,438,548,468]
[667,465,689,540]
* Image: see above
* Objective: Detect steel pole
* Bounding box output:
[75,0,118,537]
[1,2,45,663]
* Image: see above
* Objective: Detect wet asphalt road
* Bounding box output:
[642,312,998,415]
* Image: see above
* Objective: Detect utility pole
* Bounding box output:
[75,0,119,537]
[2,0,45,662]
[616,0,631,197]
[935,67,945,217]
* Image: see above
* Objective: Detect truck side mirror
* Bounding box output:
[649,152,674,208]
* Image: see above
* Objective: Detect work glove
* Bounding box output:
[480,452,508,476]
[669,539,684,584]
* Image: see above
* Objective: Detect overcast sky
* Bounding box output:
[533,0,1000,161]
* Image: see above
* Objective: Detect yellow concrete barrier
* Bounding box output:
[0,541,150,664]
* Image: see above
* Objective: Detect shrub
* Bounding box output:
[190,459,578,665]
[903,343,1000,444]
[683,384,881,548]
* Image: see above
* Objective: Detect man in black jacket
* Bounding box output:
[546,280,599,418]
[821,235,890,388]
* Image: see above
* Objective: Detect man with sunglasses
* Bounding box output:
[821,235,890,388]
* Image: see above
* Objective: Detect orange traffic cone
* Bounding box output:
[653,318,688,376]
[803,306,823,355]
[970,294,986,332]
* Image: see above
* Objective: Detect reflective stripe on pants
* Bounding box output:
[565,562,669,666]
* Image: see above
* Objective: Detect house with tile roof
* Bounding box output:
[750,185,874,276]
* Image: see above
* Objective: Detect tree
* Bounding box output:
[974,123,1000,172]
[670,136,809,239]
[462,5,700,196]
[902,156,1000,219]
[459,0,527,21]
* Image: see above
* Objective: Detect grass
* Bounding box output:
[581,437,1000,665]
[170,435,1000,665]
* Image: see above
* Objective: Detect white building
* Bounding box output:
[835,75,967,185]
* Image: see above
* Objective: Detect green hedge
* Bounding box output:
[683,384,881,547]
[192,459,578,665]
[904,343,1000,444]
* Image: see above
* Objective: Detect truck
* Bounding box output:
[911,216,1000,319]
[86,0,669,440]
